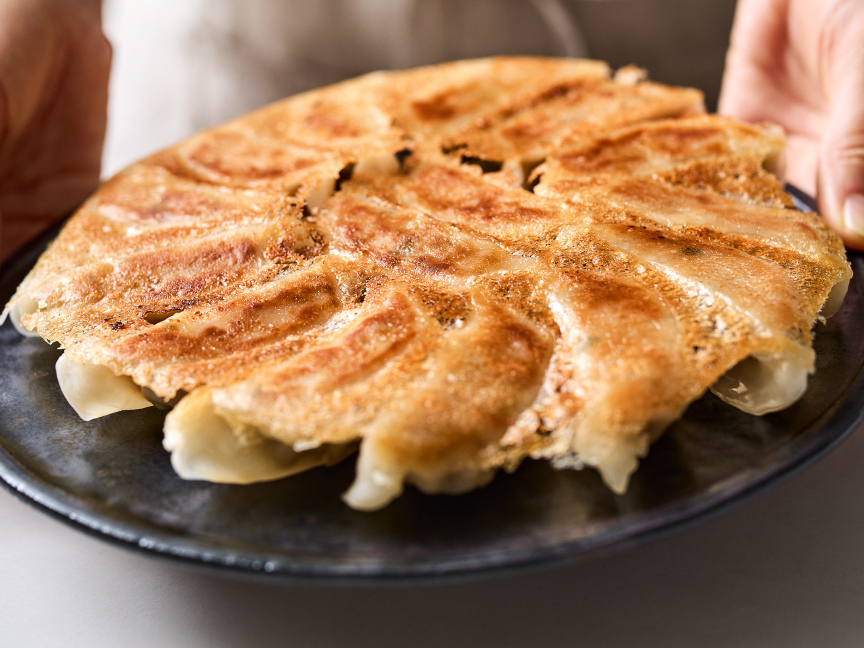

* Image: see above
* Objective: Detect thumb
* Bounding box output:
[817,61,864,249]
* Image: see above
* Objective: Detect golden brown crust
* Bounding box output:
[8,57,851,506]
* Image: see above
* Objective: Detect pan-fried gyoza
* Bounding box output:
[3,58,850,510]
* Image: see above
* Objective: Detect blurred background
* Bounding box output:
[14,4,864,647]
[101,0,738,175]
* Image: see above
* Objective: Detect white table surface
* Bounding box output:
[3,417,864,648]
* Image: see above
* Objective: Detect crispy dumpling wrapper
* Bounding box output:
[5,57,851,510]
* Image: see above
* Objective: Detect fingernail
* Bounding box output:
[843,194,864,237]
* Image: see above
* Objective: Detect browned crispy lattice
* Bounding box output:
[5,58,850,510]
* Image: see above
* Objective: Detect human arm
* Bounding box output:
[719,0,864,248]
[0,0,110,260]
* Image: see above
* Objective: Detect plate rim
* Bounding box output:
[2,190,863,584]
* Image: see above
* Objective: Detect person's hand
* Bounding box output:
[720,0,864,248]
[0,0,110,261]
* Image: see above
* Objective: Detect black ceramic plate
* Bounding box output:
[2,188,864,583]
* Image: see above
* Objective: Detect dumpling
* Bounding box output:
[4,57,850,510]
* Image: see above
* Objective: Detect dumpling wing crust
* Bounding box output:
[5,57,851,510]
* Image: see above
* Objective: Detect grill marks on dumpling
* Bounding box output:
[343,292,555,509]
[595,225,808,341]
[575,179,838,260]
[533,267,686,490]
[203,280,439,449]
[391,162,570,237]
[322,184,536,284]
[116,257,366,398]
[440,76,703,163]
[533,115,787,200]
[10,58,851,509]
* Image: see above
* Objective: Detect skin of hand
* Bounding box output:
[0,0,110,261]
[720,0,864,248]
